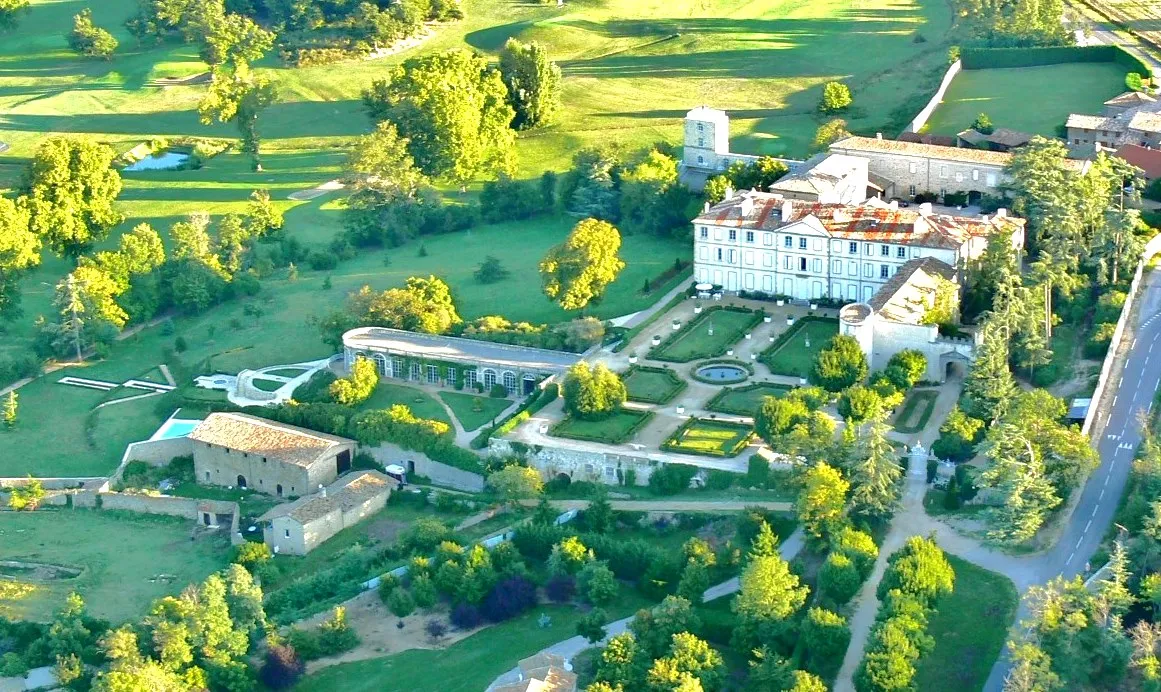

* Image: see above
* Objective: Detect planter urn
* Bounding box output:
[676,405,685,415]
[744,333,751,340]
[750,353,758,361]
[786,316,794,325]
[810,302,818,310]
[672,320,681,331]
[694,305,703,314]
[652,335,662,345]
[726,349,734,356]
[776,299,785,307]
[628,354,638,364]
[763,316,772,323]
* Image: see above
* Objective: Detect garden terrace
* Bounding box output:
[648,306,764,363]
[661,418,755,457]
[760,317,839,378]
[622,365,687,405]
[549,409,655,445]
[705,382,794,416]
[343,327,582,397]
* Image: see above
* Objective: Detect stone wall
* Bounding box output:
[364,442,485,492]
[48,491,241,542]
[107,437,194,488]
[870,319,975,382]
[907,60,962,133]
[488,439,661,486]
[829,141,1007,196]
[192,439,345,498]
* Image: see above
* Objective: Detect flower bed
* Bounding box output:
[660,418,755,458]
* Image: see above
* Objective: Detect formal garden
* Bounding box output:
[622,365,687,405]
[761,317,840,379]
[661,418,756,458]
[648,306,766,362]
[705,382,794,416]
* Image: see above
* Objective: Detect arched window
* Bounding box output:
[482,369,497,389]
[276,484,283,497]
[236,475,247,489]
[373,353,389,377]
[502,371,517,395]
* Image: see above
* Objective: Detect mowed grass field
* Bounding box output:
[0,509,231,623]
[0,0,953,476]
[923,63,1127,137]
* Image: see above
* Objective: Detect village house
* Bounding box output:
[492,653,578,692]
[257,470,396,555]
[1066,91,1161,149]
[188,412,356,498]
[691,190,1025,302]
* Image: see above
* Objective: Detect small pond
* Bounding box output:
[696,364,748,383]
[124,151,189,172]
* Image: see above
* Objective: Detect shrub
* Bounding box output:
[450,602,483,629]
[387,589,416,618]
[648,464,698,496]
[318,607,360,655]
[285,629,321,661]
[546,574,577,603]
[307,251,339,271]
[577,561,619,606]
[377,573,401,603]
[425,619,448,641]
[0,652,29,678]
[746,455,770,488]
[819,552,862,605]
[577,608,608,643]
[820,81,853,113]
[259,645,305,690]
[481,575,538,622]
[234,541,272,567]
[411,575,438,608]
[402,518,457,553]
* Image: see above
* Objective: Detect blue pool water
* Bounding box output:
[124,152,189,171]
[696,365,748,382]
[154,419,200,440]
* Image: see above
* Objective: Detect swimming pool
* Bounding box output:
[151,418,201,440]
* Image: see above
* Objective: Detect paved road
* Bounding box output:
[1068,2,1161,70]
[484,528,805,691]
[982,270,1161,691]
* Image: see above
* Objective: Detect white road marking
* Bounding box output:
[1076,537,1085,549]
[1085,519,1093,533]
[1113,395,1119,407]
[1067,551,1076,565]
[1099,488,1105,500]
[1105,474,1111,486]
[1133,338,1138,349]
[1092,505,1100,517]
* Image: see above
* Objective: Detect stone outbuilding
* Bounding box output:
[188,412,355,498]
[257,470,396,556]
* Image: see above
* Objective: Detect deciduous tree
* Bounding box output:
[811,335,868,392]
[540,218,626,311]
[363,50,515,187]
[562,362,626,419]
[25,136,123,258]
[0,0,29,32]
[68,9,118,59]
[819,82,852,113]
[329,356,379,405]
[0,195,38,320]
[487,465,544,500]
[798,461,848,540]
[498,38,561,130]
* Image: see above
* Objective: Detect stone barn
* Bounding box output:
[258,470,396,555]
[188,412,356,499]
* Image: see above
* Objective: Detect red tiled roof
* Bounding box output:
[1116,144,1161,179]
[692,194,1023,250]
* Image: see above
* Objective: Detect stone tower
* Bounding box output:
[683,107,731,170]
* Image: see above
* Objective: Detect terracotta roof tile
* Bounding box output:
[1116,144,1161,179]
[258,471,395,525]
[830,135,1013,166]
[189,412,353,469]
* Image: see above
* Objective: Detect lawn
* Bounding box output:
[250,378,284,392]
[439,392,512,431]
[914,556,1017,692]
[662,418,755,457]
[705,382,793,416]
[650,307,762,362]
[549,409,655,444]
[0,508,231,624]
[761,318,839,378]
[295,591,654,692]
[893,388,939,434]
[623,365,688,404]
[358,382,451,424]
[923,62,1126,137]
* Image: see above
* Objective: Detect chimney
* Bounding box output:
[995,208,1007,218]
[740,194,755,218]
[703,201,710,212]
[876,132,883,140]
[782,199,794,221]
[724,184,735,200]
[919,202,932,215]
